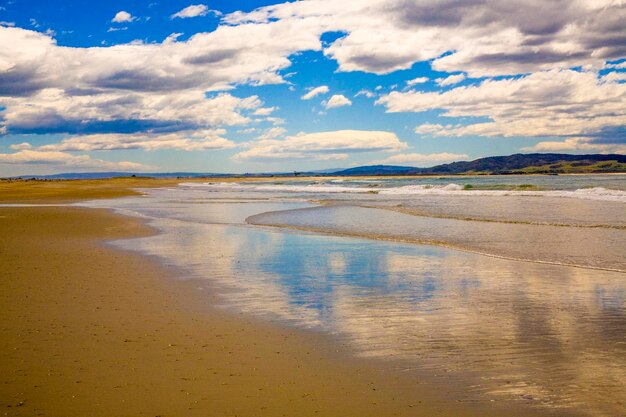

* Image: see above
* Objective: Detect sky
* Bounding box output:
[0,0,625,175]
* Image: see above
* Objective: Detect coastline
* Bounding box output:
[0,201,536,416]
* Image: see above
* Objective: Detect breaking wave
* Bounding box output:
[180,182,626,203]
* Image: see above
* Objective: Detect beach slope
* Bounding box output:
[0,204,504,417]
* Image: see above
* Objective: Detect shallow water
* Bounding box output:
[249,205,626,271]
[352,195,626,228]
[80,177,626,416]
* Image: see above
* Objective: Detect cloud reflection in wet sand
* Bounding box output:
[112,207,625,417]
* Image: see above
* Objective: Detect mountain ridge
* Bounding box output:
[332,153,626,176]
[6,153,626,179]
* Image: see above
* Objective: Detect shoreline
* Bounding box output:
[2,178,617,415]
[0,204,543,417]
[1,174,624,205]
[246,219,626,274]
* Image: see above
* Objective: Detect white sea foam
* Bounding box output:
[379,184,465,194]
[179,182,626,202]
[380,184,626,202]
[180,182,372,194]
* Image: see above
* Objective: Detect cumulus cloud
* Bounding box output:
[225,0,626,77]
[522,126,626,153]
[0,149,152,171]
[112,11,135,23]
[0,25,316,96]
[324,94,351,109]
[9,142,33,150]
[601,72,626,83]
[233,130,408,161]
[253,106,277,116]
[0,24,320,134]
[19,130,235,152]
[379,69,626,150]
[406,77,429,86]
[1,89,260,134]
[436,73,466,86]
[171,4,218,19]
[376,152,469,166]
[414,123,450,135]
[255,126,288,140]
[301,85,329,100]
[2,1,625,166]
[265,116,285,125]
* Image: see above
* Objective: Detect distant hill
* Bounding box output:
[8,153,625,180]
[332,165,417,176]
[418,153,626,175]
[331,154,626,176]
[10,172,229,180]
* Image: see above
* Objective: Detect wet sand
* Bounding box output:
[0,204,536,417]
[0,177,345,204]
[248,205,626,271]
[0,178,195,203]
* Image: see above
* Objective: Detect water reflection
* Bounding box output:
[249,205,626,271]
[86,189,626,417]
[354,195,626,228]
[114,218,626,416]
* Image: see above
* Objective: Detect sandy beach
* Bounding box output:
[0,180,523,417]
[2,0,624,412]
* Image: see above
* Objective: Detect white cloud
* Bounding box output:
[253,106,277,116]
[265,116,286,125]
[2,1,625,163]
[20,130,235,152]
[0,150,152,171]
[601,72,626,83]
[324,94,352,109]
[0,25,317,95]
[378,69,626,145]
[171,4,217,19]
[355,89,375,98]
[1,89,260,134]
[9,142,33,150]
[225,0,626,77]
[112,11,135,23]
[233,130,408,161]
[301,85,329,100]
[255,126,288,140]
[376,152,469,166]
[436,73,466,86]
[414,123,449,135]
[522,137,626,153]
[406,77,429,86]
[0,25,320,135]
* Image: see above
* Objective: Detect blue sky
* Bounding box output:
[0,0,625,175]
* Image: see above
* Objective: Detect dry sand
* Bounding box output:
[0,180,537,416]
[0,178,192,203]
